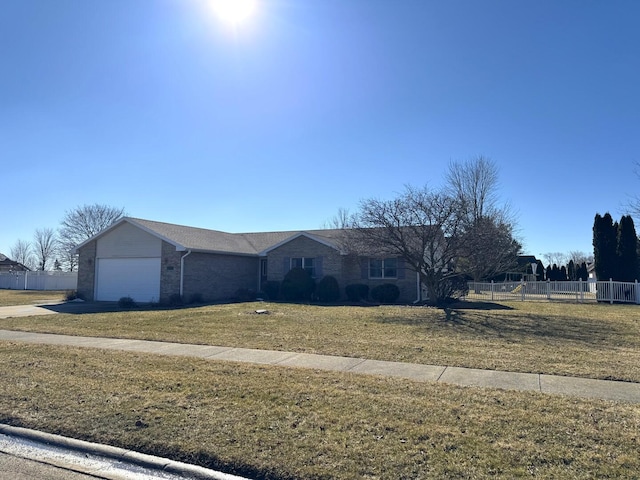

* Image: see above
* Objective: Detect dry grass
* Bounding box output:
[2,300,640,382]
[0,289,66,306]
[1,342,639,479]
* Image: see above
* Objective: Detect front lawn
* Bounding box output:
[1,342,639,479]
[0,289,66,306]
[2,300,639,382]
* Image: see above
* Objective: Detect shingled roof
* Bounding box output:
[88,217,346,256]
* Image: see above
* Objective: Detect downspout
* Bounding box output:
[414,271,421,304]
[180,250,192,298]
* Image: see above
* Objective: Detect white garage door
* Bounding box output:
[96,258,161,303]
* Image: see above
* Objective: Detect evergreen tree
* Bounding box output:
[567,260,576,281]
[617,215,638,281]
[560,265,568,281]
[578,262,588,281]
[546,265,552,281]
[536,259,545,281]
[593,213,618,280]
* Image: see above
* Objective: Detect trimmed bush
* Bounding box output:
[281,267,316,302]
[263,281,280,301]
[118,296,136,309]
[316,276,340,302]
[371,284,400,304]
[345,283,369,302]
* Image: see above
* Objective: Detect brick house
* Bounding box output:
[75,217,419,303]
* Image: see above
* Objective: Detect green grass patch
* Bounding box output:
[2,301,639,382]
[1,342,639,479]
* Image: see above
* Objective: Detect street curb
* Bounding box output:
[0,423,248,480]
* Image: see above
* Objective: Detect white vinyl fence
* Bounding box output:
[466,279,640,304]
[0,271,77,291]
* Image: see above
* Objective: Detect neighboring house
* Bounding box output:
[0,254,30,272]
[75,217,419,303]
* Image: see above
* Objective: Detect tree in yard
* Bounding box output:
[616,215,638,281]
[593,213,618,281]
[535,259,545,281]
[567,260,576,281]
[33,228,57,271]
[349,185,466,306]
[446,156,521,282]
[9,239,35,270]
[57,203,126,271]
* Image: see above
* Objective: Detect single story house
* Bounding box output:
[0,254,30,272]
[75,217,420,303]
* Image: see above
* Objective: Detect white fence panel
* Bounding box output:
[0,271,77,291]
[466,280,639,304]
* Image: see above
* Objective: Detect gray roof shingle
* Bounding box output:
[127,218,345,256]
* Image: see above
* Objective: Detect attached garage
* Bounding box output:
[95,257,161,302]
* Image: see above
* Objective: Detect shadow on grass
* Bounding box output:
[376,301,633,348]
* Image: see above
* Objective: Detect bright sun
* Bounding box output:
[211,0,257,27]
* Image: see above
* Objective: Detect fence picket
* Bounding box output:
[466,280,639,304]
[0,271,77,291]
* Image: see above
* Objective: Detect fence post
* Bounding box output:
[609,278,614,304]
[546,279,551,300]
[636,280,639,305]
[491,280,494,301]
[579,279,584,303]
[521,279,525,301]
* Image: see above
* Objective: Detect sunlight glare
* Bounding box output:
[211,0,257,27]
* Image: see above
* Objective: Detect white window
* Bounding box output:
[369,257,397,279]
[260,259,268,276]
[291,257,315,277]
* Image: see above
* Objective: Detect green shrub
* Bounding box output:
[345,283,369,302]
[118,296,137,309]
[316,276,340,302]
[371,283,400,304]
[281,267,316,302]
[263,281,280,301]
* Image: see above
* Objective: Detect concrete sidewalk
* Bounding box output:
[1,329,639,403]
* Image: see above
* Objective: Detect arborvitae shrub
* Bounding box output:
[345,284,369,302]
[371,283,400,304]
[316,275,340,302]
[280,268,315,302]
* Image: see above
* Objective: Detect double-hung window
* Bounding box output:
[291,257,315,277]
[369,257,398,279]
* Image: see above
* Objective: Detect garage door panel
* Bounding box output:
[96,258,160,302]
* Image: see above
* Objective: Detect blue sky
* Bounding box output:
[1,0,639,263]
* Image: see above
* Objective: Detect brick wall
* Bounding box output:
[160,242,183,303]
[76,240,96,300]
[183,252,259,302]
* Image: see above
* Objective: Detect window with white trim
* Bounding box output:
[369,257,397,279]
[291,257,315,277]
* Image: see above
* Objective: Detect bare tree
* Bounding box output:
[542,252,569,268]
[350,185,466,305]
[57,203,125,271]
[9,239,35,270]
[446,156,521,281]
[623,160,640,218]
[322,207,352,230]
[568,250,593,265]
[33,228,57,271]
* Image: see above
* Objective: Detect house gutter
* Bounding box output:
[180,250,192,297]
